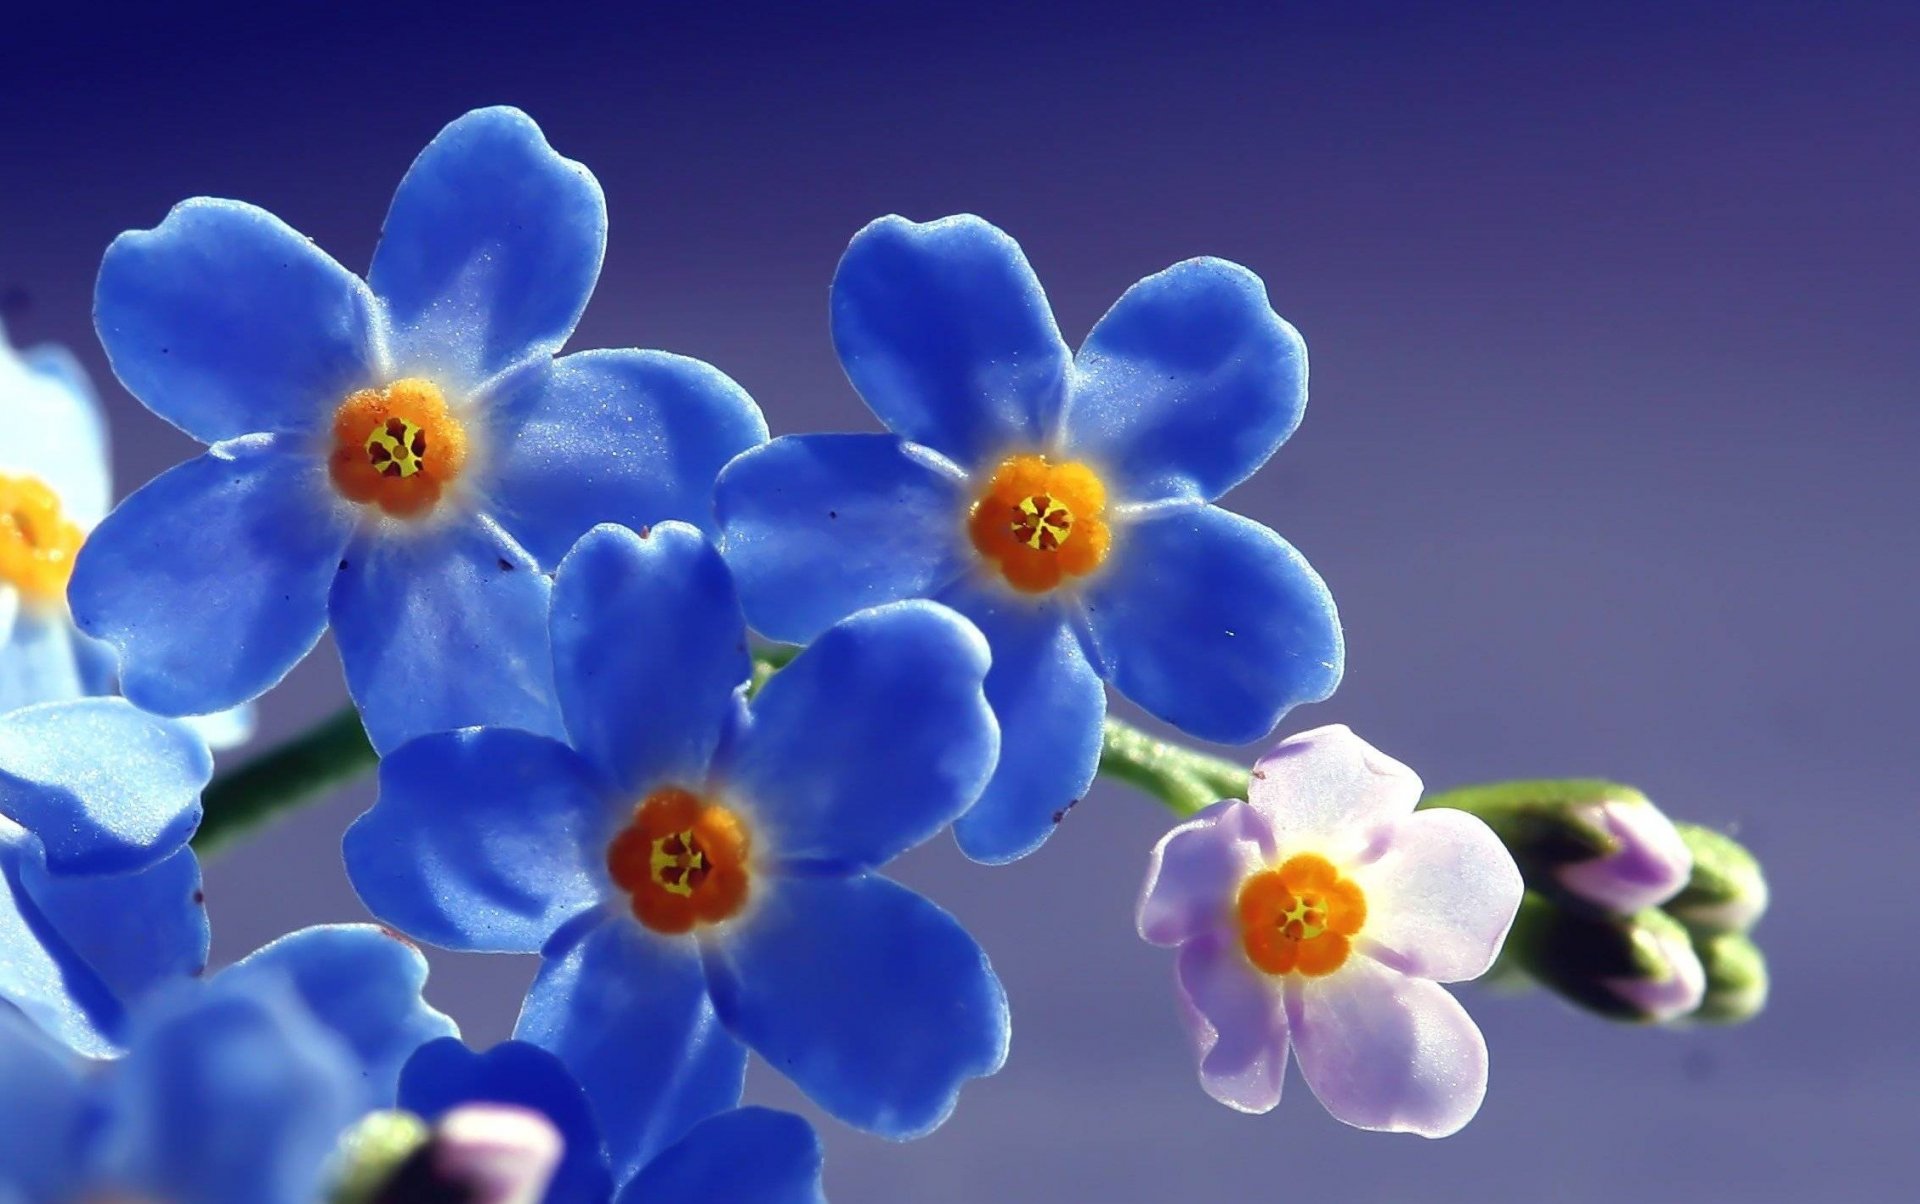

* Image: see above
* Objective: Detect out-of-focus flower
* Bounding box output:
[1504,894,1707,1024]
[1137,725,1521,1137]
[0,325,251,743]
[390,1038,826,1204]
[717,214,1341,864]
[0,925,455,1204]
[1554,794,1693,915]
[345,523,1007,1156]
[72,106,767,754]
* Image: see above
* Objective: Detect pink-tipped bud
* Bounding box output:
[1555,798,1692,915]
[429,1104,564,1204]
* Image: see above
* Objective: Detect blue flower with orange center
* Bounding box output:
[344,522,1008,1152]
[715,214,1343,863]
[70,106,768,753]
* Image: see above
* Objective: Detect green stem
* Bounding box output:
[192,706,376,856]
[1098,719,1250,816]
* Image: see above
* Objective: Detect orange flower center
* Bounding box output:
[967,454,1111,593]
[0,473,83,608]
[327,378,468,518]
[1236,853,1367,977]
[606,788,751,934]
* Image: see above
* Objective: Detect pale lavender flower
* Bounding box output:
[1555,797,1693,914]
[1137,725,1523,1138]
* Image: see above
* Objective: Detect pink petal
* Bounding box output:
[1288,956,1489,1138]
[1138,800,1274,948]
[1175,932,1289,1113]
[1353,808,1524,983]
[1247,725,1422,858]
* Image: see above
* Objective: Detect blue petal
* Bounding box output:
[345,729,610,954]
[704,873,1007,1138]
[0,335,111,528]
[1084,505,1342,744]
[95,198,378,443]
[0,610,85,714]
[97,979,361,1204]
[0,823,145,1055]
[0,1007,90,1204]
[220,925,458,1111]
[69,435,355,718]
[937,584,1105,864]
[370,107,606,390]
[515,915,746,1180]
[727,600,995,872]
[487,350,768,566]
[332,514,563,754]
[619,1108,824,1204]
[0,699,209,874]
[550,523,746,794]
[16,845,208,1025]
[399,1038,614,1204]
[831,215,1070,468]
[715,433,969,644]
[1062,258,1308,504]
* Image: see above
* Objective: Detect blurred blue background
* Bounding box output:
[4,2,1913,1199]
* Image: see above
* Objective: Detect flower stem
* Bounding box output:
[192,706,376,856]
[1097,719,1250,816]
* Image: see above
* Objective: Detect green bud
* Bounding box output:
[1664,823,1769,934]
[1505,893,1707,1024]
[327,1110,431,1204]
[1690,930,1769,1024]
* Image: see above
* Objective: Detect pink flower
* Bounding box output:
[1137,725,1523,1137]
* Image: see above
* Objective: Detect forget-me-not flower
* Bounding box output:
[400,1037,827,1204]
[716,214,1342,863]
[1137,726,1521,1137]
[345,522,1007,1152]
[71,106,767,753]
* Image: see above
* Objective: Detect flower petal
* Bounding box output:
[1289,956,1489,1137]
[515,916,746,1177]
[1085,504,1341,744]
[98,979,362,1204]
[727,601,995,873]
[716,433,970,645]
[0,335,111,527]
[1246,725,1423,858]
[550,523,746,795]
[1354,808,1524,983]
[399,1038,614,1204]
[220,925,458,1111]
[16,845,208,1024]
[344,729,610,954]
[1063,258,1307,503]
[69,436,354,718]
[0,699,209,874]
[0,1007,89,1203]
[1139,801,1275,948]
[487,350,767,566]
[0,823,123,1055]
[370,107,606,389]
[618,1108,825,1204]
[1174,931,1289,1113]
[95,198,378,443]
[0,612,85,723]
[831,214,1070,467]
[937,583,1105,864]
[332,513,562,754]
[703,873,1007,1138]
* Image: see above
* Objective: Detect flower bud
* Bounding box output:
[1553,797,1693,914]
[1506,894,1707,1024]
[1689,930,1769,1024]
[426,1105,564,1204]
[1663,823,1769,934]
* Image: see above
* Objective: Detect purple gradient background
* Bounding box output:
[4,3,1913,1199]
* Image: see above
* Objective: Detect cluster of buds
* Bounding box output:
[1425,781,1768,1025]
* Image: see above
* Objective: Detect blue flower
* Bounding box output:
[345,522,1007,1151]
[715,214,1343,863]
[399,1037,826,1203]
[71,106,768,753]
[0,925,457,1204]
[0,323,252,745]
